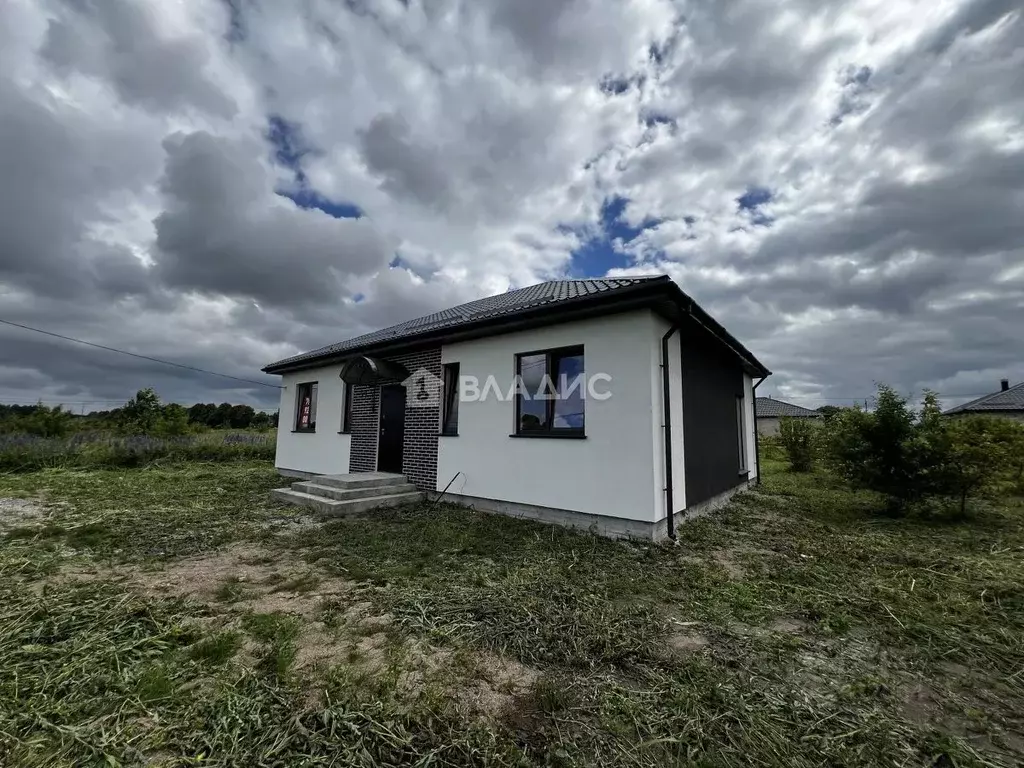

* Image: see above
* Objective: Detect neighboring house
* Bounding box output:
[262,275,770,541]
[944,379,1024,421]
[755,397,823,436]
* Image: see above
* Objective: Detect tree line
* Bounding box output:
[0,388,278,437]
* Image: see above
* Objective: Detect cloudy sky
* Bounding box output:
[0,0,1021,413]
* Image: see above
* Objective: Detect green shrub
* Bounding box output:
[926,415,1024,516]
[826,384,1024,515]
[153,403,192,437]
[0,404,75,438]
[825,386,925,514]
[778,417,817,472]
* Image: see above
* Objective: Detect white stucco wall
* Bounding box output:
[437,310,663,522]
[275,364,352,475]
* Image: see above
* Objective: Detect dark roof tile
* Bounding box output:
[755,397,822,418]
[264,277,665,371]
[944,381,1024,414]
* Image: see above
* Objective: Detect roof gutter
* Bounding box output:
[661,323,680,542]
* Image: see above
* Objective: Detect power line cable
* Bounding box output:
[0,319,282,390]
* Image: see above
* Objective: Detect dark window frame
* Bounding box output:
[294,381,318,433]
[441,362,460,436]
[513,344,585,438]
[340,382,354,434]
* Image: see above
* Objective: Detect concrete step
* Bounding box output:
[312,472,409,490]
[270,487,424,516]
[290,481,419,501]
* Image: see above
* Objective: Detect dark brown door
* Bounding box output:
[377,385,406,473]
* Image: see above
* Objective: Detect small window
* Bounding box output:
[736,395,748,472]
[442,363,460,435]
[514,346,585,436]
[341,382,354,433]
[295,382,318,432]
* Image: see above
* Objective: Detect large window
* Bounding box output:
[295,382,318,432]
[441,363,460,436]
[736,395,748,472]
[514,345,585,437]
[341,382,354,433]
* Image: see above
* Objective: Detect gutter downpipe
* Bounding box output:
[661,324,681,542]
[752,375,768,486]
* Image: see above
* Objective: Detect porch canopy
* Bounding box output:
[339,356,410,386]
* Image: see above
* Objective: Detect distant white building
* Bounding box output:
[755,397,822,436]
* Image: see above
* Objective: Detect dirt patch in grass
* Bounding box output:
[459,652,542,718]
[711,550,747,579]
[901,682,942,727]
[261,513,321,535]
[0,496,51,532]
[771,618,810,634]
[51,540,541,723]
[667,631,710,653]
[680,546,782,580]
[64,544,355,620]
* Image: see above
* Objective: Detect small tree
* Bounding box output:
[251,411,272,431]
[156,403,191,436]
[119,388,162,434]
[929,416,1023,516]
[779,416,816,472]
[816,405,845,421]
[826,385,924,514]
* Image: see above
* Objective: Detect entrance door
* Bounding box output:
[377,385,406,473]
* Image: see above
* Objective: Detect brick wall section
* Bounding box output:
[348,347,442,491]
[348,384,380,474]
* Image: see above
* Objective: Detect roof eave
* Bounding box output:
[263,279,672,375]
[944,407,1024,415]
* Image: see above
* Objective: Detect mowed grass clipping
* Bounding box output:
[0,458,1022,766]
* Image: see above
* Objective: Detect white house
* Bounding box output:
[755,397,823,436]
[262,276,770,541]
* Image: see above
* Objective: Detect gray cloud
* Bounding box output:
[41,0,237,117]
[0,79,156,300]
[154,131,392,309]
[358,114,454,211]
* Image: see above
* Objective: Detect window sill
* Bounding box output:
[439,432,459,437]
[291,429,316,434]
[337,431,352,435]
[509,432,586,440]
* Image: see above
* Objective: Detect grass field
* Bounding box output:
[1,457,1022,767]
